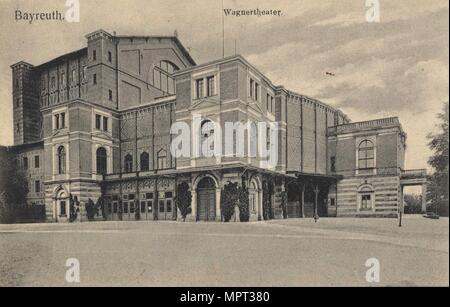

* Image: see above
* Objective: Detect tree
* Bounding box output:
[427,102,449,215]
[237,183,249,222]
[175,182,192,222]
[221,181,239,222]
[0,154,28,223]
[403,194,422,214]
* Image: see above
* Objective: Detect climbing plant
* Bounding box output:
[175,182,192,221]
[238,182,249,222]
[221,181,239,222]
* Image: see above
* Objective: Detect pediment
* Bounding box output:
[248,101,263,114]
[189,98,219,111]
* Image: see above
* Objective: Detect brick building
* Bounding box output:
[3,29,427,222]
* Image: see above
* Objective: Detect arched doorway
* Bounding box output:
[249,177,262,221]
[54,186,69,222]
[197,177,216,221]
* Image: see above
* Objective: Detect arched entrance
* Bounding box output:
[197,177,216,221]
[248,176,262,221]
[54,186,69,222]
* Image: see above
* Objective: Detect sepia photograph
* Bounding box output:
[0,0,448,293]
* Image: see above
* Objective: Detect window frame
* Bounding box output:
[358,140,375,170]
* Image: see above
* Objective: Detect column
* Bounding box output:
[301,183,305,218]
[215,188,221,221]
[258,189,263,221]
[191,190,197,221]
[313,185,319,218]
[421,183,427,213]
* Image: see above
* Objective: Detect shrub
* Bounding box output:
[175,182,192,221]
[238,184,249,222]
[221,182,239,222]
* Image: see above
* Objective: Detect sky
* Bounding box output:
[0,0,448,172]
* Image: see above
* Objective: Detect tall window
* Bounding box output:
[195,78,204,99]
[249,122,257,158]
[35,180,41,193]
[93,74,97,85]
[71,69,76,82]
[61,72,65,86]
[34,155,40,168]
[140,152,149,171]
[23,157,28,170]
[108,51,112,62]
[124,154,133,173]
[57,146,66,174]
[93,50,97,61]
[157,149,167,170]
[103,117,108,131]
[96,147,107,175]
[152,60,179,95]
[358,140,374,169]
[60,113,65,128]
[200,120,215,157]
[207,76,215,96]
[95,114,101,130]
[330,156,336,172]
[361,194,372,210]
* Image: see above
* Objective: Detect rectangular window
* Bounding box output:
[330,156,336,172]
[60,112,65,128]
[196,78,204,99]
[266,127,271,150]
[23,157,28,170]
[51,76,56,88]
[207,76,215,96]
[266,94,270,111]
[361,195,372,211]
[71,69,76,82]
[108,51,112,62]
[82,66,87,79]
[61,72,65,86]
[103,117,108,132]
[34,155,40,168]
[93,50,97,61]
[95,114,101,130]
[93,74,97,85]
[330,198,336,207]
[108,89,113,101]
[35,180,41,193]
[255,83,259,101]
[271,97,274,113]
[249,79,254,98]
[55,114,60,129]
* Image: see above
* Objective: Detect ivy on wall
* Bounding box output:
[175,182,192,222]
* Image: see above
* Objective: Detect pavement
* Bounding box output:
[0,215,448,286]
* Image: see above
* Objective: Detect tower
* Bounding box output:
[11,61,41,145]
[85,29,118,109]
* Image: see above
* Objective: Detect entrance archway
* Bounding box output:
[197,177,216,221]
[248,176,262,221]
[54,186,69,222]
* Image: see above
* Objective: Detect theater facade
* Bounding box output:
[4,29,427,222]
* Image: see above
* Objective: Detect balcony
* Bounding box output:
[328,117,400,135]
[401,169,427,186]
